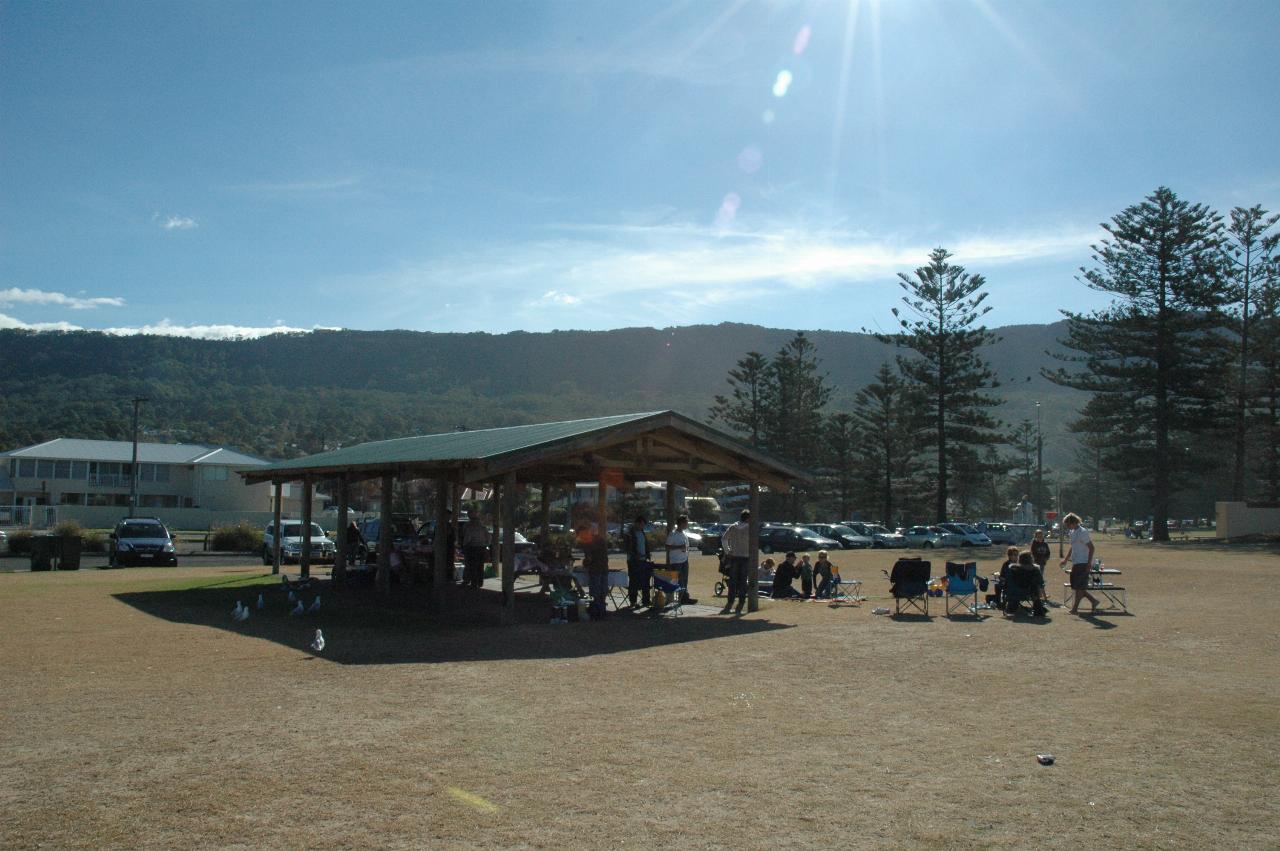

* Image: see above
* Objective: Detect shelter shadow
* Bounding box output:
[113,581,791,665]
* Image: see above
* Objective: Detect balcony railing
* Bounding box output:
[88,474,132,488]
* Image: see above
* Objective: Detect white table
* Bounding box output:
[1062,567,1127,611]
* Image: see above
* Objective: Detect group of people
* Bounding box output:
[621,513,698,610]
[758,550,841,600]
[990,513,1102,616]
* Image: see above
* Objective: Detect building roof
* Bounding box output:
[240,410,811,491]
[1,438,267,467]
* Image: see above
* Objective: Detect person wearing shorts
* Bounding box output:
[1058,512,1100,614]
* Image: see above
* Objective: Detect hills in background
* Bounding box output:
[0,322,1085,470]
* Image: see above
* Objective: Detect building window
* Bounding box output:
[59,493,85,505]
[201,466,229,482]
[54,460,72,479]
[18,459,36,477]
[71,461,87,480]
[37,460,55,478]
[155,464,170,483]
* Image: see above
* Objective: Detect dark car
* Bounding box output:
[757,525,840,554]
[108,517,178,567]
[803,523,873,549]
[698,522,728,554]
[356,516,419,562]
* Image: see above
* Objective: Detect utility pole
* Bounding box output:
[1035,402,1044,525]
[129,397,148,517]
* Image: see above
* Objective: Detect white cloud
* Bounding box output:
[0,312,82,332]
[158,215,198,230]
[0,312,321,339]
[0,287,125,310]
[534,290,581,306]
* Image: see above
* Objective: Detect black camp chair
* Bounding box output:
[887,558,931,616]
[1003,563,1047,617]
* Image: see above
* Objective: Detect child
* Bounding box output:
[799,553,814,598]
[989,546,1020,608]
[757,557,776,581]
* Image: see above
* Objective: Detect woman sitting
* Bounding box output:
[1003,552,1048,617]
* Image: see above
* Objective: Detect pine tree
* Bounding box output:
[822,412,859,519]
[708,352,771,447]
[1046,187,1230,542]
[1223,205,1279,499]
[848,362,917,526]
[763,332,832,470]
[877,247,1002,522]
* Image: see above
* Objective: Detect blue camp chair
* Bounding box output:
[944,561,979,616]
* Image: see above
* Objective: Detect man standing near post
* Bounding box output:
[624,514,652,609]
[720,509,752,615]
[461,512,489,589]
[665,513,697,605]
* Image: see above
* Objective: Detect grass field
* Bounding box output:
[2,537,1277,849]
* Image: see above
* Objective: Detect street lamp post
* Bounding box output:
[129,397,148,518]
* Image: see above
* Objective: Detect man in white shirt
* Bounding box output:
[665,514,696,605]
[719,509,752,614]
[1058,512,1100,614]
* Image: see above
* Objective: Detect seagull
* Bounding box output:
[256,594,264,610]
[232,600,244,619]
[288,590,297,603]
[310,629,325,653]
[291,600,305,616]
[308,596,321,613]
[236,606,250,622]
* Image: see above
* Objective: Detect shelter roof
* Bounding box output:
[239,410,810,491]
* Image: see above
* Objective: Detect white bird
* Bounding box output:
[232,600,244,619]
[307,596,321,613]
[256,593,264,610]
[288,590,297,603]
[236,606,250,622]
[290,600,304,616]
[310,629,325,653]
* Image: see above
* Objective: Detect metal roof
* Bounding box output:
[1,438,267,467]
[240,410,811,490]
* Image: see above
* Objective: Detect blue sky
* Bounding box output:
[2,0,1277,338]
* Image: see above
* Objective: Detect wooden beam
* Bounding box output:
[651,431,792,492]
[334,475,349,584]
[376,473,392,596]
[433,476,449,604]
[501,472,518,624]
[299,475,313,580]
[271,481,283,575]
[747,483,760,613]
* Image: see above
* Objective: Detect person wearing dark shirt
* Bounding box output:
[1030,530,1051,576]
[771,552,804,599]
[813,550,836,598]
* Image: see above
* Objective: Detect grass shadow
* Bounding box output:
[113,578,792,665]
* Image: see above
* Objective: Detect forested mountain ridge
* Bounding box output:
[0,323,1084,466]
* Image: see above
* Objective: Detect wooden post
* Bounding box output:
[299,475,313,580]
[271,481,283,575]
[539,482,551,545]
[747,482,760,613]
[490,485,501,576]
[433,476,450,602]
[376,473,393,596]
[596,475,609,544]
[501,472,518,623]
[664,482,677,537]
[334,475,349,584]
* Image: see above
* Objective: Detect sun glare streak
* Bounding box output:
[970,0,1069,98]
[869,0,886,198]
[772,69,793,97]
[828,0,862,194]
[675,0,750,66]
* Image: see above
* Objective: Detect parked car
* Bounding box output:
[489,529,539,561]
[803,523,873,549]
[698,522,727,554]
[356,516,419,562]
[109,517,178,567]
[939,522,992,547]
[981,522,1019,545]
[900,525,946,549]
[843,522,907,548]
[263,521,336,565]
[757,525,840,554]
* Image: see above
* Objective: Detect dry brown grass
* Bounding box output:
[2,537,1277,849]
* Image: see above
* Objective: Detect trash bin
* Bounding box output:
[56,536,82,571]
[29,536,54,571]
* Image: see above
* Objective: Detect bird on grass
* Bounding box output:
[232,601,243,619]
[256,593,264,610]
[308,596,321,613]
[236,606,250,622]
[310,629,325,653]
[290,600,305,616]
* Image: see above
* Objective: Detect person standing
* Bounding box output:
[720,509,752,614]
[1029,529,1051,576]
[461,513,490,588]
[624,515,652,608]
[798,553,814,598]
[580,525,610,620]
[1059,513,1100,615]
[665,513,696,605]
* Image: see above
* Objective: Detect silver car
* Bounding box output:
[900,525,946,549]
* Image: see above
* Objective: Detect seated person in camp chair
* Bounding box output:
[1003,552,1047,617]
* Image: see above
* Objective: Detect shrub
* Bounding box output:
[209,521,263,552]
[82,531,109,553]
[52,519,85,538]
[7,529,34,555]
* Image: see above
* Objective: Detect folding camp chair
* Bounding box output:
[944,561,979,616]
[651,570,684,617]
[827,572,863,604]
[888,558,931,615]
